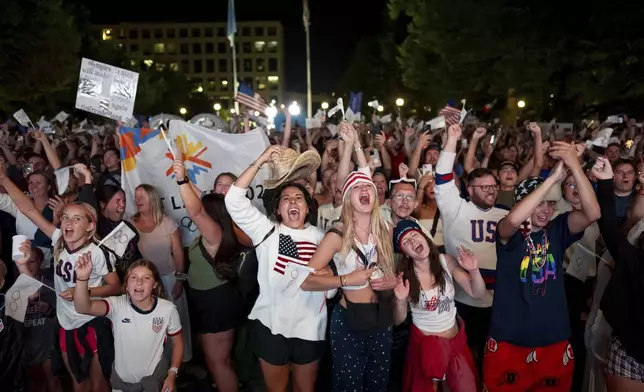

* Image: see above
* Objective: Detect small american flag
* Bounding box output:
[438,105,461,127]
[274,234,317,274]
[235,81,268,115]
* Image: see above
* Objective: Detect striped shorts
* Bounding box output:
[606,337,644,382]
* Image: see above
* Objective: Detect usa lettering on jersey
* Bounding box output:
[470,220,497,243]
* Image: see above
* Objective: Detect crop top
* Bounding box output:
[410,255,457,333]
[329,228,381,291]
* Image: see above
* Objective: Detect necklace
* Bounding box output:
[525,229,548,269]
[413,267,436,311]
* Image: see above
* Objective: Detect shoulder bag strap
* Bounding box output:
[431,209,441,237]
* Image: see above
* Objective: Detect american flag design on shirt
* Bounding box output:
[274,234,317,275]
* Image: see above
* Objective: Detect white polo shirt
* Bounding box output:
[102,295,182,383]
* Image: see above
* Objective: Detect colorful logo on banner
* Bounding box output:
[119,127,161,172]
[164,133,213,183]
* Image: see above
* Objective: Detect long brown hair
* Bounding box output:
[123,259,166,299]
[396,231,447,305]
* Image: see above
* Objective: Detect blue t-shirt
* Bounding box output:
[489,213,582,348]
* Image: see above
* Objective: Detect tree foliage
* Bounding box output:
[389,0,644,118]
[0,0,81,114]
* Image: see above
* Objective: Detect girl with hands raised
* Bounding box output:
[393,220,484,392]
[74,257,184,392]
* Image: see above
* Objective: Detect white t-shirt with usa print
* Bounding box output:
[225,184,327,342]
[103,295,181,383]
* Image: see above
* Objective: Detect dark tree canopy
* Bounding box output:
[389,0,644,118]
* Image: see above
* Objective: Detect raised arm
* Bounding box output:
[336,122,361,189]
[374,132,392,178]
[433,124,465,223]
[465,127,486,173]
[173,160,222,247]
[527,123,544,178]
[497,161,566,242]
[31,131,62,170]
[592,158,635,261]
[281,110,293,147]
[73,252,109,317]
[0,162,57,238]
[225,145,280,243]
[549,142,600,234]
[408,132,431,180]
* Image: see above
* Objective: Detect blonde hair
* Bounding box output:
[54,202,100,261]
[133,184,165,227]
[339,196,395,278]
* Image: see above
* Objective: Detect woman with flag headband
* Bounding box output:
[301,122,398,392]
[0,158,121,392]
[392,219,484,392]
[224,143,327,392]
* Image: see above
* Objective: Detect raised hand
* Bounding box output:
[416,131,431,151]
[374,132,387,149]
[447,124,462,141]
[74,252,93,282]
[48,196,65,219]
[549,141,580,167]
[393,273,410,301]
[405,127,414,138]
[16,240,32,265]
[30,130,45,141]
[173,160,187,181]
[472,127,487,140]
[257,145,282,166]
[398,162,410,179]
[591,157,614,180]
[527,122,542,134]
[339,121,357,146]
[456,246,478,271]
[550,160,568,183]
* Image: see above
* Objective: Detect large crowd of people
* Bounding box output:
[0,111,642,392]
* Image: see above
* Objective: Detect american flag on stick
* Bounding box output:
[439,105,462,127]
[235,81,268,115]
[274,234,317,275]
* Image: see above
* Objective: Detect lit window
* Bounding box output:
[267,41,278,53]
[154,43,164,53]
[156,63,165,71]
[254,41,266,52]
[268,76,279,83]
[221,79,229,87]
[143,59,154,68]
[169,63,179,71]
[256,59,265,72]
[102,29,112,41]
[130,60,137,67]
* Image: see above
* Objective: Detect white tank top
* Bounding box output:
[410,255,457,333]
[334,241,377,291]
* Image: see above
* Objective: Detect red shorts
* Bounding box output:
[483,338,573,392]
[59,327,98,355]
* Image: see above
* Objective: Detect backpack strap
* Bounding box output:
[254,226,276,249]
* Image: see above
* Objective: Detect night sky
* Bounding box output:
[87,0,389,94]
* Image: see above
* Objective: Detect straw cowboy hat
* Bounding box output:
[264,146,321,189]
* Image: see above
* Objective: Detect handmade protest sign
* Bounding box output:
[75,58,139,122]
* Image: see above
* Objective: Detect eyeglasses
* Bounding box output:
[470,185,499,192]
[392,194,416,202]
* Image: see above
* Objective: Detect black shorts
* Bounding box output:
[189,283,246,334]
[251,319,324,366]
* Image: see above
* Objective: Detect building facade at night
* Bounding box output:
[94,21,285,111]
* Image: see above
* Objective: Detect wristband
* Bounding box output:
[168,367,179,376]
[252,161,262,170]
[176,177,189,186]
[76,277,89,282]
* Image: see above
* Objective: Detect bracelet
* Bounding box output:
[76,277,89,282]
[354,146,362,152]
[252,161,262,170]
[340,275,346,287]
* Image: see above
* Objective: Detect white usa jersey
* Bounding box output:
[434,151,509,308]
[103,295,181,383]
[54,238,116,330]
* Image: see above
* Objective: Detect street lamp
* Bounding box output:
[396,98,405,107]
[197,86,204,93]
[230,108,236,114]
[179,107,187,115]
[321,102,329,110]
[377,105,384,113]
[517,100,526,108]
[213,103,222,111]
[289,102,301,116]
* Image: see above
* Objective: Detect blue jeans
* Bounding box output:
[330,305,392,392]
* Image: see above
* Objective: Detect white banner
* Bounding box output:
[75,58,139,122]
[120,121,270,244]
